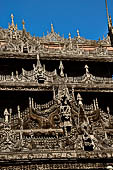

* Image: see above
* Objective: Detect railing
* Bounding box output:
[0,70,113,88]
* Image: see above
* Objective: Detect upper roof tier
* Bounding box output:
[0,14,113,61]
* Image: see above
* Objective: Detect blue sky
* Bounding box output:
[0,0,113,40]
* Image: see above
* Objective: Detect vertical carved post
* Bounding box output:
[11,72,14,80]
[65,74,68,82]
[95,98,99,109]
[32,98,34,109]
[17,105,21,119]
[20,119,23,140]
[107,106,111,122]
[16,70,19,79]
[72,87,75,99]
[43,64,45,72]
[93,99,96,110]
[9,108,12,123]
[105,131,108,140]
[22,68,25,76]
[29,97,32,108]
[54,69,57,76]
[53,87,55,100]
[4,108,9,123]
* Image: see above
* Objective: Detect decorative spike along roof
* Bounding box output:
[0,14,113,58]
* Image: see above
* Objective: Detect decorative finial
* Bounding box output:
[95,98,99,109]
[11,14,14,26]
[9,13,18,31]
[77,29,80,38]
[68,32,71,40]
[22,19,25,30]
[59,61,64,77]
[85,65,89,74]
[107,106,110,114]
[51,23,54,33]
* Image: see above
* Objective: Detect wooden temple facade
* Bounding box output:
[0,1,113,169]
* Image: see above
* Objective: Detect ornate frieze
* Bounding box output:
[0,86,112,157]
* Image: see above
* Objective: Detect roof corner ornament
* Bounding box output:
[59,61,64,77]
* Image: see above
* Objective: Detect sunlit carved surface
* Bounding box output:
[0,14,113,169]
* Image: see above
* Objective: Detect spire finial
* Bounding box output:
[51,23,54,33]
[105,0,110,26]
